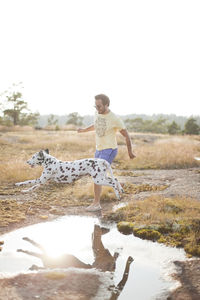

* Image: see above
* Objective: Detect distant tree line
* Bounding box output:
[40,114,200,135]
[1,84,199,135]
[124,116,200,135]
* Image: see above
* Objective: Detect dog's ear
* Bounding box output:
[39,150,44,158]
[44,149,49,154]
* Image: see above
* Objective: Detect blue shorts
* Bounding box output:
[95,148,118,164]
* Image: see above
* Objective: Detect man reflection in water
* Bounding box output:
[17,225,133,299]
[92,225,134,300]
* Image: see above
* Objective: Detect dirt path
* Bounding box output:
[118,167,200,201]
[0,168,200,299]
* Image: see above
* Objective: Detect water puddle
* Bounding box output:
[0,215,187,299]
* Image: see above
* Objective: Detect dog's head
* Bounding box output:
[27,149,49,168]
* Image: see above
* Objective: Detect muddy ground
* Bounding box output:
[0,167,200,299]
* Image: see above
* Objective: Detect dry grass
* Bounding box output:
[117,135,200,169]
[0,130,96,183]
[104,195,200,257]
[0,130,199,184]
[1,129,200,255]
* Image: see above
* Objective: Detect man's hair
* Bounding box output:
[95,94,110,106]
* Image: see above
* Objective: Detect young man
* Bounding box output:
[78,94,135,211]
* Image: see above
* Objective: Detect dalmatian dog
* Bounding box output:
[15,149,123,199]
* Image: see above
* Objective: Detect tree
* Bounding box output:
[124,117,144,132]
[184,118,200,135]
[124,117,168,133]
[3,92,29,125]
[47,114,58,126]
[150,117,167,134]
[19,112,40,126]
[168,121,181,135]
[1,83,40,126]
[66,112,83,126]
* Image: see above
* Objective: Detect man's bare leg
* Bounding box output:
[94,183,102,205]
[86,184,102,211]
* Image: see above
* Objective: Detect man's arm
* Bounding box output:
[77,124,95,133]
[120,129,136,159]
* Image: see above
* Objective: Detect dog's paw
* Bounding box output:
[15,182,22,186]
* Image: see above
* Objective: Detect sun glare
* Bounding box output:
[31,216,97,259]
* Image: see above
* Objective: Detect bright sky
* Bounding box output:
[0,0,199,117]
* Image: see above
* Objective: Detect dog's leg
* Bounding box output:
[15,179,40,186]
[17,172,50,193]
[104,162,124,196]
[22,237,46,253]
[105,176,124,198]
[115,177,124,194]
[21,184,42,193]
[17,249,43,259]
[16,179,43,193]
[93,177,121,199]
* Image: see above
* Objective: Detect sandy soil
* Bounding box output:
[0,167,200,299]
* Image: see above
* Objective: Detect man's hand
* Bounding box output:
[120,129,136,159]
[77,125,94,133]
[129,151,136,159]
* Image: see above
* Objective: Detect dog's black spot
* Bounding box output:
[93,173,97,178]
[98,168,101,172]
[48,168,52,171]
[72,168,75,172]
[60,167,65,173]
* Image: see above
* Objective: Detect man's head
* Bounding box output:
[94,94,110,114]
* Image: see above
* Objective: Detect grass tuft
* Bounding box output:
[104,195,200,257]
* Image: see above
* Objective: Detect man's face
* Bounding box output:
[95,99,108,114]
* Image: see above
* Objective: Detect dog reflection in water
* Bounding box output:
[17,225,133,299]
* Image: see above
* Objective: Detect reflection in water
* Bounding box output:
[17,225,133,300]
[0,215,187,300]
